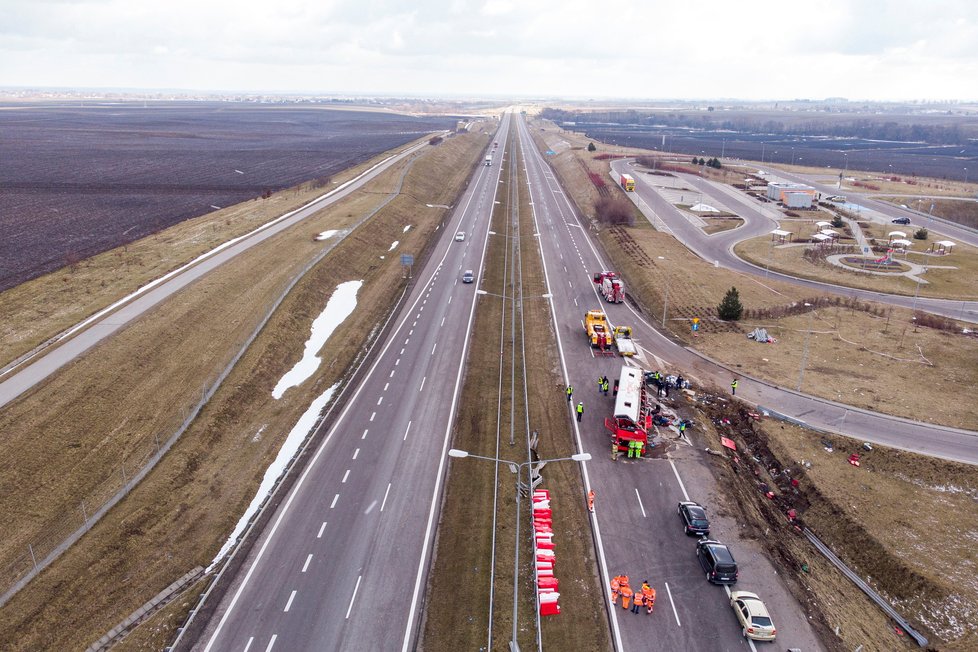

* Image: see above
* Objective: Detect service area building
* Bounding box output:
[766,182,816,208]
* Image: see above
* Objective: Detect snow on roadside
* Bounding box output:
[403,225,412,233]
[272,280,363,399]
[209,382,340,569]
[315,230,339,241]
[388,240,399,251]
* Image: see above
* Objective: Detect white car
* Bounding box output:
[455,231,465,242]
[730,591,776,641]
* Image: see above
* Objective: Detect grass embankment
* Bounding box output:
[696,400,978,651]
[876,196,978,230]
[421,132,609,651]
[0,131,487,651]
[0,138,429,369]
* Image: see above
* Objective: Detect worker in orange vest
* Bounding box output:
[610,575,621,605]
[631,590,644,614]
[643,587,656,614]
[620,585,633,610]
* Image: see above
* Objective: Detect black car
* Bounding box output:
[697,539,739,585]
[678,501,710,536]
[892,217,911,225]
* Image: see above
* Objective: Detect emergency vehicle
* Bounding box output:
[604,365,652,452]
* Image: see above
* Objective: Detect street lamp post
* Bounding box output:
[658,256,668,327]
[796,302,814,392]
[965,167,969,185]
[447,448,592,652]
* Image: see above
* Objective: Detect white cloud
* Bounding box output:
[0,0,976,99]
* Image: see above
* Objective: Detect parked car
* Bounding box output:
[455,231,466,241]
[462,270,474,283]
[892,217,911,225]
[696,539,738,584]
[730,591,777,641]
[677,501,710,536]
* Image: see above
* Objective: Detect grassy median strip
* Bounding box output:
[0,132,486,651]
[421,129,609,651]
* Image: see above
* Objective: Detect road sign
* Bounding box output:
[400,254,414,266]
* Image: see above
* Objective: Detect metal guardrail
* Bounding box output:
[803,528,928,647]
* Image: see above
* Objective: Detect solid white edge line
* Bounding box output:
[345,575,362,620]
[203,152,486,649]
[380,483,392,512]
[518,117,624,652]
[283,589,297,612]
[634,488,647,518]
[669,459,691,502]
[400,116,508,652]
[665,582,681,627]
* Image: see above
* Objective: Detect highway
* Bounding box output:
[517,116,824,650]
[609,159,978,323]
[0,139,432,410]
[192,115,511,651]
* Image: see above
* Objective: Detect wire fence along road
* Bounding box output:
[0,152,424,609]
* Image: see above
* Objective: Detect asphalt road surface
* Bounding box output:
[518,116,823,652]
[192,116,512,652]
[610,160,978,324]
[0,140,434,411]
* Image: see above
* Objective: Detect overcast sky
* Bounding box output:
[2,0,977,101]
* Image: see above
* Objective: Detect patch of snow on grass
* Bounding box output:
[209,383,340,569]
[388,240,399,251]
[315,230,339,241]
[403,224,412,233]
[272,280,363,399]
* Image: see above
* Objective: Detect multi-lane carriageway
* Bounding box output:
[195,116,512,651]
[197,110,827,652]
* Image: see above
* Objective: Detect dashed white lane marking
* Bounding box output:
[403,420,412,441]
[389,369,395,378]
[400,348,405,355]
[415,313,420,319]
[384,383,389,392]
[342,469,350,483]
[369,412,376,422]
[283,590,297,612]
[244,637,254,652]
[353,448,360,460]
[302,554,313,573]
[574,298,578,306]
[431,342,437,355]
[409,329,414,335]
[670,460,691,501]
[635,488,647,518]
[317,522,327,538]
[419,376,426,392]
[345,575,363,620]
[365,500,377,514]
[412,321,417,327]
[405,338,410,344]
[381,483,392,512]
[395,358,400,366]
[362,428,369,439]
[441,316,446,327]
[264,634,277,652]
[665,582,681,626]
[330,494,339,509]
[448,295,453,304]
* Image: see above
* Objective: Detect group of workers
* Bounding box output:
[610,574,656,615]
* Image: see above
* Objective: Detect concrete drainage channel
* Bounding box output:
[804,529,928,647]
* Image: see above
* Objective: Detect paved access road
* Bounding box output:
[193,116,511,652]
[610,159,978,323]
[0,139,430,410]
[517,116,824,652]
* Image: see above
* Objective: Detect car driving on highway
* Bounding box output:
[455,231,466,241]
[697,539,738,584]
[892,216,911,225]
[462,270,474,283]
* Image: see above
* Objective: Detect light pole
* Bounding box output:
[965,167,969,185]
[839,153,848,189]
[911,265,927,314]
[791,147,795,166]
[447,448,592,652]
[796,302,814,392]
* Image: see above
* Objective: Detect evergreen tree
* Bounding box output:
[587,142,597,152]
[717,287,744,321]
